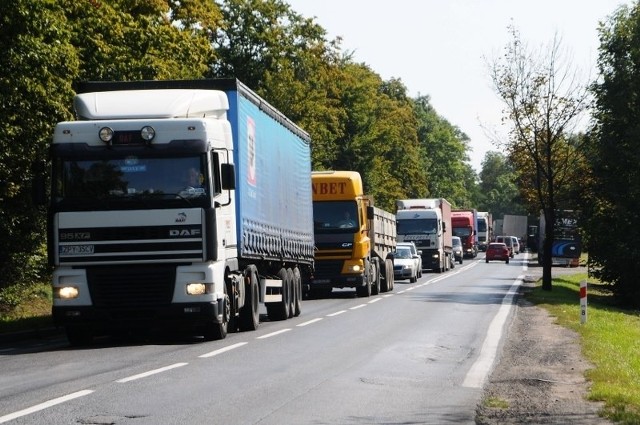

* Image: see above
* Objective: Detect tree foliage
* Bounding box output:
[586,3,640,306]
[0,0,79,287]
[489,26,590,290]
[0,0,482,292]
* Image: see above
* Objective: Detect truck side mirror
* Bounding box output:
[220,163,235,190]
[366,205,374,220]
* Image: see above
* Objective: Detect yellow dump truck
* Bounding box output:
[308,171,396,297]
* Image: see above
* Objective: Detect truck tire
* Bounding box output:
[386,258,394,291]
[204,281,230,340]
[356,260,372,297]
[371,260,381,295]
[266,268,290,320]
[380,259,389,293]
[287,268,295,318]
[293,267,302,317]
[239,265,260,331]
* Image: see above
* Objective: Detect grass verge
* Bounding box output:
[0,281,53,334]
[529,273,640,425]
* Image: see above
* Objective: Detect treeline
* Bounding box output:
[2,0,639,308]
[0,0,485,289]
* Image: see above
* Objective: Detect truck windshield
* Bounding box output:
[453,228,471,238]
[52,155,209,209]
[397,218,437,234]
[313,201,358,233]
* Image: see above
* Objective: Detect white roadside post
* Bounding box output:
[580,279,587,324]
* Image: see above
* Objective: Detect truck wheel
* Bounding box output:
[266,268,290,320]
[293,267,302,317]
[239,265,260,331]
[386,258,395,291]
[380,259,389,293]
[371,261,381,295]
[356,261,372,297]
[65,326,93,347]
[287,268,296,318]
[204,282,230,340]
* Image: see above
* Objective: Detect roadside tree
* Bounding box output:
[586,3,640,307]
[488,27,590,290]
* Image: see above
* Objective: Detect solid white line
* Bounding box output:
[349,304,367,310]
[462,276,523,388]
[198,342,248,358]
[326,310,346,317]
[297,318,323,327]
[256,329,291,339]
[116,362,188,383]
[0,389,94,424]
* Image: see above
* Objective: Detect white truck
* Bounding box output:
[477,211,492,251]
[41,79,315,345]
[396,198,452,273]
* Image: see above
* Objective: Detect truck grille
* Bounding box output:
[87,265,175,308]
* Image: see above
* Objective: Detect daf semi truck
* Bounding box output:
[396,198,453,273]
[42,79,315,345]
[309,171,396,297]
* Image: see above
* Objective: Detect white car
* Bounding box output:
[393,245,420,283]
[397,242,422,277]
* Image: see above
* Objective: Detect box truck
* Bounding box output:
[42,79,315,345]
[477,211,492,251]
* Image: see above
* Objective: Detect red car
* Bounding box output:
[486,242,510,264]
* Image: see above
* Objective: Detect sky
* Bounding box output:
[284,0,631,172]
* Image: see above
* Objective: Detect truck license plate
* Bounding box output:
[60,245,95,255]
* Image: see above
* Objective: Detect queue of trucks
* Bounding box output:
[38,78,506,345]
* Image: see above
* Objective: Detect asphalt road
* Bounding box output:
[0,253,534,425]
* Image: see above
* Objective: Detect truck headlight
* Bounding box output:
[347,264,361,272]
[186,282,213,295]
[54,286,79,299]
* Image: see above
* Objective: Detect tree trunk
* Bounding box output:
[541,209,555,291]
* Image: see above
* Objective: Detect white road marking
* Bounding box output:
[349,304,367,310]
[116,362,188,383]
[368,297,382,304]
[297,318,323,327]
[462,276,523,388]
[256,329,292,339]
[198,342,248,358]
[327,310,347,317]
[0,389,94,424]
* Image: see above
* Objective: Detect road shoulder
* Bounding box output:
[476,278,611,424]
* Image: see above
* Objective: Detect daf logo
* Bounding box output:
[169,229,201,237]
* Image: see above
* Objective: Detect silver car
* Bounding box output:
[452,236,463,264]
[397,241,422,277]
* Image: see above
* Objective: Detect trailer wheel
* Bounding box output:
[266,268,290,320]
[287,268,296,318]
[293,267,302,317]
[239,265,260,331]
